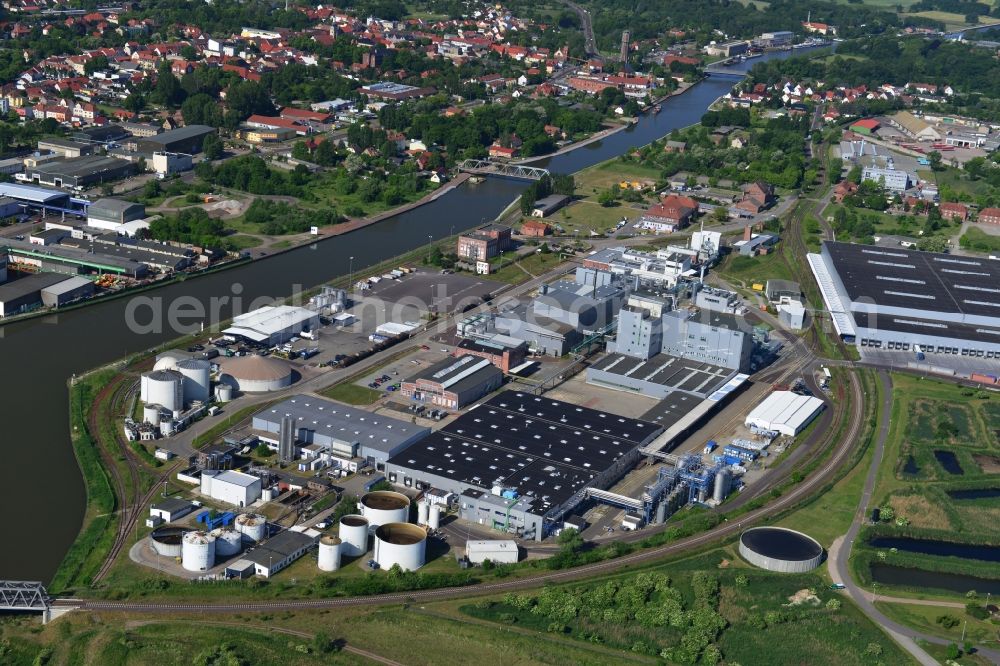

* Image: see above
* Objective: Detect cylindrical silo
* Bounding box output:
[713,468,731,504]
[360,491,410,527]
[318,535,342,572]
[141,370,183,412]
[150,526,187,557]
[417,500,429,525]
[143,404,161,426]
[181,530,216,571]
[159,419,176,437]
[654,501,668,524]
[373,523,426,572]
[235,513,267,542]
[339,515,370,557]
[427,504,441,530]
[215,383,233,403]
[210,528,242,557]
[176,358,211,404]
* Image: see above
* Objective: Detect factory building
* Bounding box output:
[0,182,71,213]
[385,392,663,540]
[252,394,430,469]
[0,273,76,317]
[455,335,527,373]
[239,529,317,577]
[86,198,147,231]
[200,469,262,507]
[465,540,519,565]
[39,275,94,307]
[26,155,137,188]
[745,391,825,437]
[149,498,196,523]
[400,355,504,409]
[809,241,1000,356]
[862,166,911,193]
[223,305,320,346]
[135,125,216,154]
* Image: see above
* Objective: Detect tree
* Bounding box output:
[83,55,109,76]
[947,643,961,660]
[255,443,272,457]
[202,133,224,161]
[143,179,161,200]
[928,150,943,172]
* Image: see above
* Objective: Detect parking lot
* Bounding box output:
[364,269,504,313]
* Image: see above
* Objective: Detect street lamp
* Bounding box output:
[348,255,354,291]
[427,234,434,263]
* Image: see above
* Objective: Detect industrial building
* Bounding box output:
[86,198,147,231]
[135,125,216,154]
[39,275,94,307]
[200,469,262,507]
[4,237,150,278]
[0,182,72,213]
[385,392,663,540]
[0,273,76,317]
[26,155,136,188]
[744,391,825,437]
[457,223,513,262]
[861,166,911,193]
[587,352,739,401]
[454,334,527,373]
[223,305,320,346]
[252,394,430,469]
[465,539,519,564]
[809,241,1000,356]
[239,529,317,577]
[149,498,196,523]
[400,354,504,409]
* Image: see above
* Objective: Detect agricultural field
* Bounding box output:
[459,549,912,665]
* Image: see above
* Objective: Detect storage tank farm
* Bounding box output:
[318,535,342,571]
[338,515,370,557]
[373,522,426,571]
[140,369,184,412]
[181,530,216,571]
[210,527,243,557]
[234,513,267,542]
[176,358,211,403]
[360,490,410,526]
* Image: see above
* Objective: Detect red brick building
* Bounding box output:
[457,224,513,261]
[980,207,1000,225]
[939,202,968,222]
[637,195,698,232]
[520,220,552,237]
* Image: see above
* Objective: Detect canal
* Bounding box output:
[0,49,810,582]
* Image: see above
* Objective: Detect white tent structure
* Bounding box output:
[744,391,824,437]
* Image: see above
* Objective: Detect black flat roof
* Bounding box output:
[862,313,1000,345]
[826,241,1000,319]
[591,352,735,395]
[389,391,662,513]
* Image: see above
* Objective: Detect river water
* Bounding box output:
[0,49,805,583]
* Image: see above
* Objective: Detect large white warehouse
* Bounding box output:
[223,305,320,346]
[200,469,262,507]
[744,391,825,437]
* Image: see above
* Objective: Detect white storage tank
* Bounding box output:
[373,523,426,572]
[713,468,731,504]
[210,528,243,557]
[235,513,267,542]
[150,526,187,557]
[153,353,182,371]
[181,530,216,571]
[318,535,342,572]
[215,383,233,403]
[159,419,176,437]
[427,504,441,530]
[141,369,184,412]
[176,358,211,404]
[143,404,162,426]
[417,500,429,526]
[360,490,410,527]
[338,514,370,557]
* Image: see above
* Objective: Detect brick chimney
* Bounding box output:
[743,225,752,241]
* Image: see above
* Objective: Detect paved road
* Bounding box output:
[559,0,599,58]
[828,370,1000,665]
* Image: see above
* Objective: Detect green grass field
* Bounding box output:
[487,250,565,284]
[550,200,641,236]
[961,226,1000,253]
[715,250,795,289]
[321,382,383,406]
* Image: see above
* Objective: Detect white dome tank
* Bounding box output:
[318,535,342,572]
[338,514,370,557]
[176,358,211,404]
[235,513,267,542]
[141,369,184,412]
[373,523,426,572]
[215,383,233,403]
[181,530,216,571]
[417,500,429,525]
[427,504,441,530]
[360,490,410,527]
[143,404,161,426]
[210,528,242,557]
[153,354,181,371]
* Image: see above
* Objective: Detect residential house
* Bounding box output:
[638,195,698,233]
